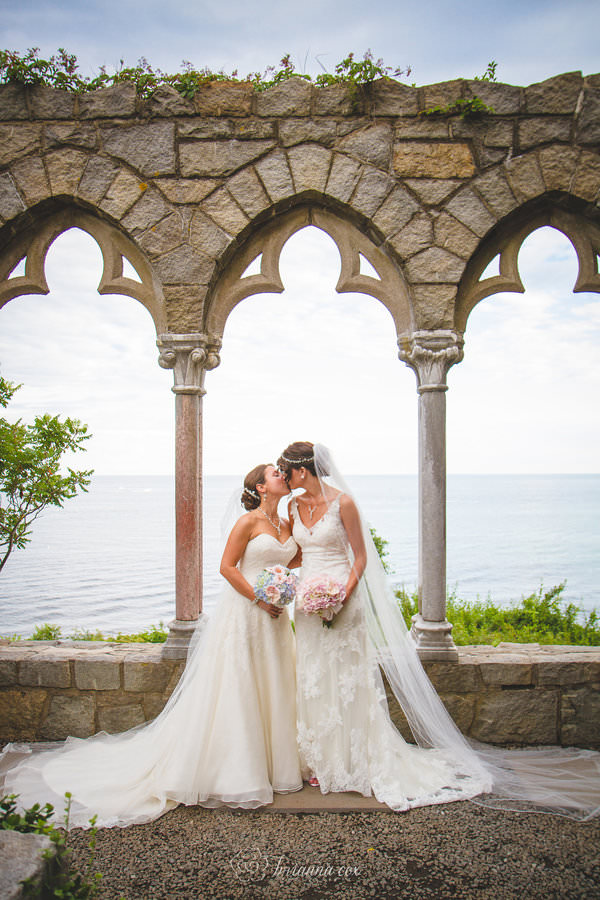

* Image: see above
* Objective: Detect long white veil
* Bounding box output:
[313,444,600,821]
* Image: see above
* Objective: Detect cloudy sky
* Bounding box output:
[0,0,598,475]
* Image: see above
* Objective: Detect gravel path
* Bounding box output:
[66,801,600,899]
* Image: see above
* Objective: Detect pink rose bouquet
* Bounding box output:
[297,575,346,628]
[254,565,298,607]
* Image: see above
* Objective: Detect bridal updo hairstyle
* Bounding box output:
[277,441,329,478]
[241,464,268,511]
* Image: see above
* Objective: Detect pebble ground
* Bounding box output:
[66,800,600,899]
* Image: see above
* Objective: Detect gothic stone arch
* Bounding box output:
[0,70,598,658]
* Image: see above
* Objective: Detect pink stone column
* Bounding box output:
[157,334,220,659]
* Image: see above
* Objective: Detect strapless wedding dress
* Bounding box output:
[0,533,302,828]
[292,496,490,810]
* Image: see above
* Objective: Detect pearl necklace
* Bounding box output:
[260,507,281,535]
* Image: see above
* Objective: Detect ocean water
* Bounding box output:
[0,474,598,636]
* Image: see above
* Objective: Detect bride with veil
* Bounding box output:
[278,441,600,820]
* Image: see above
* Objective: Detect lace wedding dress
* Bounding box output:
[292,495,491,810]
[0,534,302,828]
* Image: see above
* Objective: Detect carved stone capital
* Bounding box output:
[398,330,464,393]
[157,333,222,395]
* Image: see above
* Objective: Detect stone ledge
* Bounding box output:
[0,641,597,748]
[0,831,55,900]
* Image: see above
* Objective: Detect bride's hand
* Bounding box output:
[257,600,283,619]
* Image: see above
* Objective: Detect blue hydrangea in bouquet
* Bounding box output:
[254,565,299,607]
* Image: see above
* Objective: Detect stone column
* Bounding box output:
[157,333,221,659]
[398,330,464,661]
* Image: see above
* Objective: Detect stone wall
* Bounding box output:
[1,641,598,749]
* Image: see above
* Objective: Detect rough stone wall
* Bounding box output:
[1,642,598,749]
[0,72,598,336]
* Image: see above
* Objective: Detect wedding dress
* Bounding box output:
[292,445,600,820]
[0,534,302,829]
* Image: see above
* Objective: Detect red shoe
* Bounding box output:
[308,776,320,787]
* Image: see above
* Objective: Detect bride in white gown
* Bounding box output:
[0,464,302,828]
[278,441,600,819]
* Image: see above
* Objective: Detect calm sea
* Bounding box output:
[1,474,598,636]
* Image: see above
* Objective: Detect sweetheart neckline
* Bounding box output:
[249,533,295,547]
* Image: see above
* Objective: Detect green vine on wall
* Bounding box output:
[421,60,498,119]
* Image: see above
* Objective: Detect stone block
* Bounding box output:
[279,118,337,147]
[338,123,392,169]
[403,178,461,206]
[255,77,312,117]
[41,694,95,739]
[422,79,463,110]
[138,212,187,256]
[409,283,457,330]
[539,146,579,191]
[433,212,479,260]
[405,246,466,283]
[189,210,231,257]
[44,148,89,195]
[254,149,294,202]
[504,153,545,202]
[235,120,276,139]
[370,79,419,116]
[155,177,218,204]
[0,83,29,120]
[9,156,50,208]
[0,124,42,168]
[74,657,121,690]
[313,84,356,116]
[28,84,76,119]
[524,72,583,114]
[121,189,172,233]
[0,689,47,740]
[536,661,591,685]
[425,660,481,692]
[518,117,572,149]
[19,658,71,688]
[227,167,270,217]
[560,687,600,748]
[0,831,55,900]
[393,142,476,179]
[144,84,195,117]
[201,187,249,235]
[445,187,496,236]
[288,144,332,193]
[472,169,518,218]
[440,693,476,733]
[143,692,170,721]
[350,168,395,217]
[576,87,600,144]
[164,284,207,331]
[0,173,26,220]
[476,146,509,169]
[372,186,420,237]
[0,658,18,685]
[194,81,254,117]
[45,122,97,150]
[389,212,434,258]
[472,689,559,744]
[79,83,137,118]
[396,117,450,139]
[77,155,120,203]
[101,122,176,176]
[480,661,533,686]
[463,80,522,115]
[154,243,216,285]
[178,118,236,139]
[180,139,275,177]
[325,153,362,203]
[483,121,515,147]
[123,657,173,692]
[97,703,146,733]
[572,151,600,201]
[99,169,147,219]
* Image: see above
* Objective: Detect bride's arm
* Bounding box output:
[220,517,283,617]
[339,495,367,602]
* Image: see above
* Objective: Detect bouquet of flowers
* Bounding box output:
[254,565,298,607]
[297,575,346,628]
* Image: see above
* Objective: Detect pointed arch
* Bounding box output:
[0,201,166,332]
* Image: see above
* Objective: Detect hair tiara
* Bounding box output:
[242,487,260,500]
[280,453,314,464]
